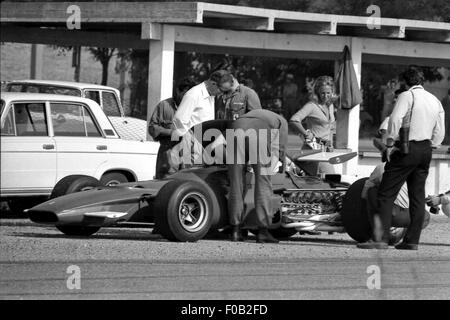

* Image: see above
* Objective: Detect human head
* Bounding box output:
[401,66,425,87]
[174,77,196,104]
[313,76,335,106]
[206,70,233,96]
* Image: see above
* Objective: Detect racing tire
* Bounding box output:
[100,172,129,186]
[269,228,298,239]
[341,178,372,243]
[50,175,101,199]
[56,226,100,237]
[154,180,213,242]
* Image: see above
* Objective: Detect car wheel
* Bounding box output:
[154,180,213,242]
[51,175,101,199]
[269,228,298,239]
[56,226,100,237]
[341,178,372,243]
[100,172,129,186]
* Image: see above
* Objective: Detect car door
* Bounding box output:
[49,101,109,182]
[0,101,57,195]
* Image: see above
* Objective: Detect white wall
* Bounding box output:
[357,156,450,197]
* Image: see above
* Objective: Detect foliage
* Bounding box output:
[87,47,116,85]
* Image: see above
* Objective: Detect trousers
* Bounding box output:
[375,140,432,244]
[227,118,277,228]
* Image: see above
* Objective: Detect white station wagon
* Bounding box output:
[0,92,158,214]
[5,80,147,141]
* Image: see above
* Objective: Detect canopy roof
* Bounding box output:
[1,1,449,66]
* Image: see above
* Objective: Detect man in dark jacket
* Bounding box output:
[226,109,288,243]
[215,75,262,121]
[148,78,195,179]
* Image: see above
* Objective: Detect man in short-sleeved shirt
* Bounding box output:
[148,78,196,178]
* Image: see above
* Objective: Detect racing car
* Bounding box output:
[26,120,430,244]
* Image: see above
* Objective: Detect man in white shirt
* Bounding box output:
[358,67,445,250]
[168,70,233,172]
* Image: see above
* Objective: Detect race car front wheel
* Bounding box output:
[154,180,213,242]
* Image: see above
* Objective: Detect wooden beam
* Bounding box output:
[337,25,406,39]
[363,53,450,68]
[203,17,274,31]
[175,43,339,60]
[406,30,450,43]
[360,37,450,61]
[0,1,201,23]
[141,22,162,40]
[0,25,148,49]
[30,44,44,79]
[147,25,175,140]
[173,25,350,53]
[275,21,337,35]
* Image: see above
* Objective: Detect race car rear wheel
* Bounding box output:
[154,180,213,242]
[341,178,372,243]
[56,226,100,237]
[51,175,101,199]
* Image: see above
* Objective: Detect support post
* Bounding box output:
[30,44,43,79]
[336,37,362,176]
[146,24,175,140]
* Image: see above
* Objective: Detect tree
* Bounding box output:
[87,47,116,85]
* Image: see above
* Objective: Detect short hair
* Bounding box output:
[209,70,233,85]
[176,77,196,92]
[313,76,335,96]
[402,66,425,87]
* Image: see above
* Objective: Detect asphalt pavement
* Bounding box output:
[0,215,449,300]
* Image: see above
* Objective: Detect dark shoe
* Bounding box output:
[230,226,243,242]
[257,229,279,243]
[356,240,388,250]
[395,242,418,250]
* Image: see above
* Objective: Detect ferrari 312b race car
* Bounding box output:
[26,121,430,245]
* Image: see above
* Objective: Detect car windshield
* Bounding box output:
[6,83,81,96]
